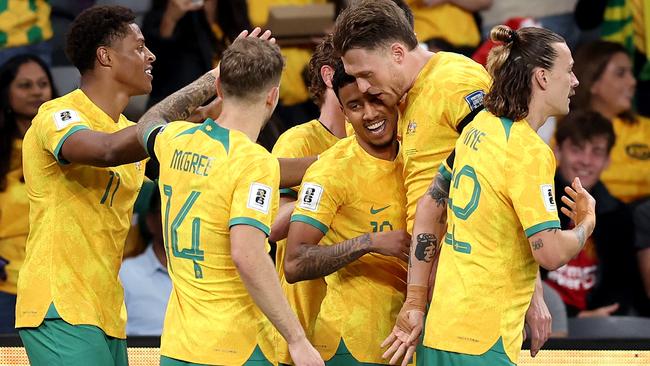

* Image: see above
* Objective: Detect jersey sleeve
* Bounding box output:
[229,152,280,237]
[290,160,345,235]
[443,61,490,131]
[506,133,561,237]
[271,129,313,198]
[36,106,91,164]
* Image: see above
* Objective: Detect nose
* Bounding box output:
[146,46,156,63]
[362,103,379,121]
[571,72,579,88]
[356,78,371,94]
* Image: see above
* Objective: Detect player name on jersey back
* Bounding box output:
[169,149,215,176]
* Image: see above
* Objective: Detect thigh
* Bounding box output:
[19,319,116,366]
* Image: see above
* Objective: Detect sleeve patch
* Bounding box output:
[247,182,272,214]
[464,90,485,111]
[52,109,82,131]
[540,184,557,212]
[298,182,323,212]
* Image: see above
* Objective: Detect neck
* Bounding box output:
[591,102,618,120]
[404,48,434,94]
[15,116,32,137]
[358,137,398,161]
[79,72,131,122]
[526,96,550,131]
[152,240,167,267]
[318,92,347,138]
[216,100,267,141]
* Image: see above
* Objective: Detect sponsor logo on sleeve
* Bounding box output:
[247,183,272,214]
[52,109,82,131]
[540,184,557,212]
[298,183,323,212]
[464,90,485,111]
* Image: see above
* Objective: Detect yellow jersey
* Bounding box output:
[151,119,280,365]
[406,1,480,47]
[270,119,343,364]
[0,139,29,294]
[424,111,560,364]
[0,0,52,48]
[600,116,650,203]
[17,89,146,338]
[400,52,491,233]
[291,136,407,363]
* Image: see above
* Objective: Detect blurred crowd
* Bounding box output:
[1,0,650,338]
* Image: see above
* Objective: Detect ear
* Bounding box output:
[215,77,225,99]
[321,65,334,88]
[390,42,406,64]
[533,68,548,90]
[96,46,112,68]
[266,86,280,108]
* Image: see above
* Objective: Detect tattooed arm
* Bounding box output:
[284,222,410,283]
[528,177,596,270]
[137,70,218,149]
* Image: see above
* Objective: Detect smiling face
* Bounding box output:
[590,52,636,117]
[110,23,155,95]
[337,80,398,152]
[341,46,408,108]
[9,61,53,119]
[556,135,610,191]
[545,42,579,117]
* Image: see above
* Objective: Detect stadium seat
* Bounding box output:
[568,316,650,339]
[51,65,81,94]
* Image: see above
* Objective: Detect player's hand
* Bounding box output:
[578,303,620,318]
[288,337,325,366]
[369,230,411,262]
[525,289,551,357]
[236,27,276,44]
[561,177,596,232]
[0,256,9,281]
[381,308,424,366]
[187,96,223,123]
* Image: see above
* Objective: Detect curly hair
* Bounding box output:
[307,34,340,107]
[483,25,565,121]
[65,5,136,74]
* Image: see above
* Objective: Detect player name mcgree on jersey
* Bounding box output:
[169,149,214,176]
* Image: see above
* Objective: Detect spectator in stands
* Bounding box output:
[406,0,492,55]
[0,54,56,333]
[142,0,250,107]
[119,188,172,336]
[0,0,54,66]
[571,41,650,204]
[545,110,641,317]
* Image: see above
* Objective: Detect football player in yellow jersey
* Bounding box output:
[140,37,323,366]
[16,6,231,366]
[269,35,349,365]
[333,0,552,358]
[284,62,411,366]
[384,26,597,366]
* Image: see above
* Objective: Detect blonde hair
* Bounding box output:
[483,25,565,121]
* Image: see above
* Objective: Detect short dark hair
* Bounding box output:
[556,110,616,153]
[219,38,284,99]
[331,60,357,102]
[65,5,136,74]
[483,25,565,121]
[307,34,339,107]
[333,0,417,56]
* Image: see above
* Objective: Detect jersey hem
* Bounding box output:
[524,220,561,238]
[290,214,328,235]
[53,125,90,164]
[229,217,270,237]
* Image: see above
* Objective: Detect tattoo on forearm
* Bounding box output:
[294,233,371,280]
[574,224,587,248]
[137,72,217,145]
[414,233,437,262]
[426,173,450,208]
[531,238,543,251]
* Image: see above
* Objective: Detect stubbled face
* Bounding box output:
[556,136,610,191]
[338,81,398,150]
[111,23,156,95]
[591,52,636,116]
[9,61,53,119]
[341,47,407,108]
[546,42,579,116]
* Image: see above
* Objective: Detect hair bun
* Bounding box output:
[490,25,516,44]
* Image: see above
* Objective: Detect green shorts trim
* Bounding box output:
[18,311,127,366]
[416,338,515,366]
[324,340,385,366]
[161,345,272,366]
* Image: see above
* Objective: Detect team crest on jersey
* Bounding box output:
[247,183,272,214]
[53,109,82,131]
[406,120,417,135]
[539,184,557,212]
[298,183,323,212]
[464,90,485,111]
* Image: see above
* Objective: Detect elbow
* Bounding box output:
[534,254,566,271]
[283,260,300,284]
